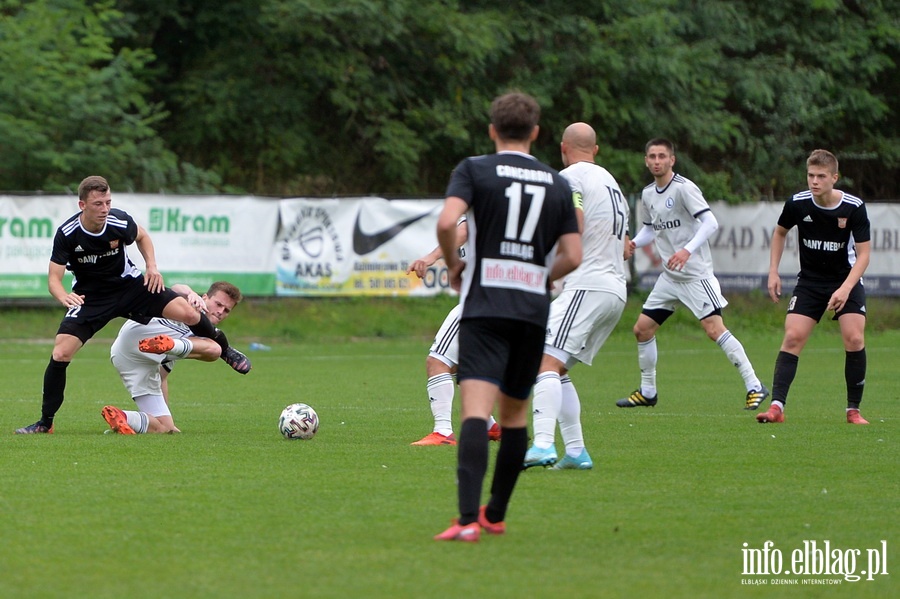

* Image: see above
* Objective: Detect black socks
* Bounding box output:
[41,358,70,425]
[845,348,866,409]
[456,418,489,525]
[772,351,799,405]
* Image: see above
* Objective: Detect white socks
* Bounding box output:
[425,373,498,436]
[638,337,658,398]
[166,338,193,358]
[716,330,762,391]
[532,372,585,458]
[123,410,149,434]
[426,373,454,436]
[531,372,561,449]
[558,375,585,457]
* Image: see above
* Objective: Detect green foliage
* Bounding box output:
[0,0,221,192]
[0,0,898,198]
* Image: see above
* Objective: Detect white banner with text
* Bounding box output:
[2,196,900,298]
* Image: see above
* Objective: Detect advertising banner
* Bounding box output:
[275,197,448,296]
[114,195,279,295]
[4,194,899,298]
[0,195,73,297]
[0,194,279,297]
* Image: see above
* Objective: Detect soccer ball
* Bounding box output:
[279,403,319,440]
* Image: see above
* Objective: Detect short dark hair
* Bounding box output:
[490,92,540,141]
[78,176,110,202]
[207,281,243,304]
[645,138,675,155]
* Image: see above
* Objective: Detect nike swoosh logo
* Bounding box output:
[352,208,434,255]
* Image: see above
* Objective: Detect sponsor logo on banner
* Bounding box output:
[481,258,547,294]
[352,208,434,255]
[4,196,900,297]
[276,198,444,296]
[148,207,230,234]
[278,202,345,286]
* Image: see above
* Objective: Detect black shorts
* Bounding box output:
[57,277,181,343]
[457,318,545,400]
[787,279,866,322]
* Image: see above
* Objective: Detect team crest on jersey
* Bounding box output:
[665,198,675,209]
[837,218,847,229]
[110,240,120,249]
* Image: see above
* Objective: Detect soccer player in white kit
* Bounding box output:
[406,218,500,445]
[524,122,631,470]
[618,138,768,410]
[102,281,247,434]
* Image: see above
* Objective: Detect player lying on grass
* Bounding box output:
[101,281,249,434]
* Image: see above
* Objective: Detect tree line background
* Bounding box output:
[1,0,898,202]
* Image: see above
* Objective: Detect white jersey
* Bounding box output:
[640,173,716,282]
[559,161,629,301]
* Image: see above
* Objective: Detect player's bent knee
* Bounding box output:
[843,336,865,351]
[781,332,807,353]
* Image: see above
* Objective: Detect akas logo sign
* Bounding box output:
[277,200,346,290]
[275,198,441,296]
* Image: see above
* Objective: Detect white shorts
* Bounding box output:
[545,289,625,368]
[428,304,461,368]
[643,272,728,320]
[110,320,178,398]
[134,394,172,418]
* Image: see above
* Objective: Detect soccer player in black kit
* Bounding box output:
[758,149,871,425]
[15,176,250,434]
[433,93,582,541]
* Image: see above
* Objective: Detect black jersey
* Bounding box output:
[50,208,143,293]
[777,190,870,283]
[446,151,578,326]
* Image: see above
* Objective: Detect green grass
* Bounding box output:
[1,297,897,598]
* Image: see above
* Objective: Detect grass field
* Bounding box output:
[1,297,897,598]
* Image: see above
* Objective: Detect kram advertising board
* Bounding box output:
[0,194,278,297]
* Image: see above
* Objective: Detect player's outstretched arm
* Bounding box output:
[406,247,443,279]
[407,220,469,279]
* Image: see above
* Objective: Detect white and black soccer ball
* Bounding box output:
[279,403,319,440]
